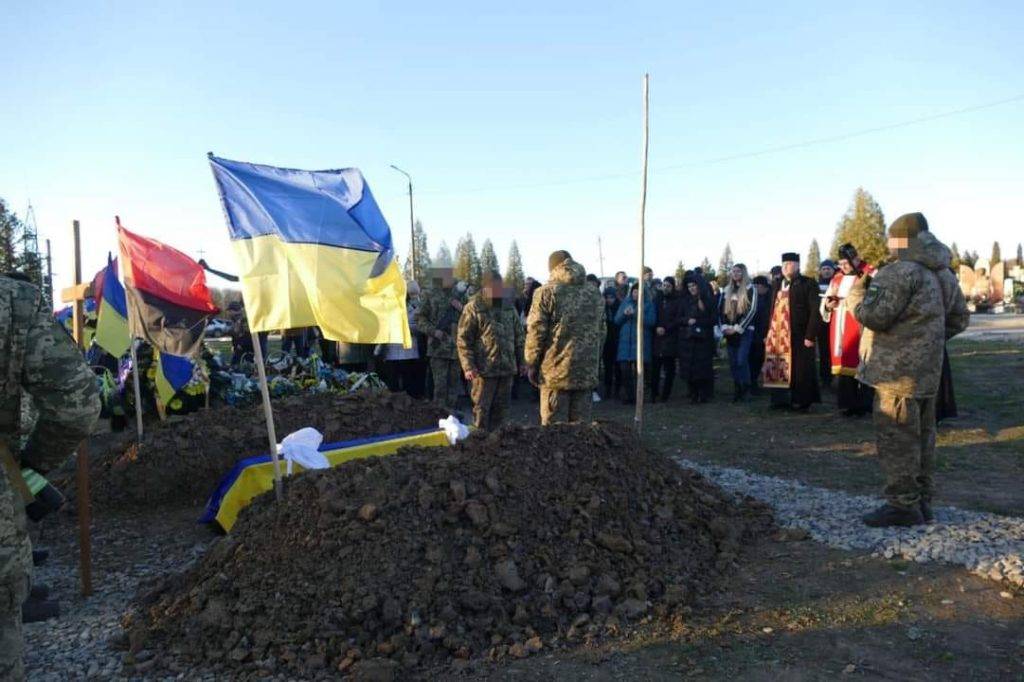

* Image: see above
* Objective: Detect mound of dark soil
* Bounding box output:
[72,390,447,510]
[125,422,771,678]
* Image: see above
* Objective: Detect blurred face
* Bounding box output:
[630,288,639,302]
[523,277,535,293]
[838,258,854,275]
[662,280,674,294]
[888,236,909,258]
[615,271,627,285]
[756,283,769,297]
[820,265,835,280]
[687,282,699,296]
[430,268,455,289]
[782,261,799,279]
[481,278,505,305]
[731,266,744,283]
[604,292,616,305]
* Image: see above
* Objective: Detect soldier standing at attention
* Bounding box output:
[416,267,464,413]
[847,213,969,527]
[2,275,100,680]
[456,272,525,430]
[525,250,605,425]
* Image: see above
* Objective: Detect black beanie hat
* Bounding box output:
[781,252,800,263]
[548,250,572,271]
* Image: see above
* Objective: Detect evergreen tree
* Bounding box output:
[991,241,1002,267]
[962,250,978,269]
[949,242,962,271]
[699,256,715,282]
[804,239,822,279]
[716,244,733,287]
[1017,242,1023,267]
[402,219,431,285]
[479,239,500,279]
[453,233,482,287]
[433,241,453,268]
[830,187,887,266]
[674,260,686,284]
[0,198,19,273]
[505,241,526,295]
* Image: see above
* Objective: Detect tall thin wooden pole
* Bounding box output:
[598,236,605,278]
[635,74,650,432]
[250,331,283,500]
[71,220,93,596]
[129,340,144,439]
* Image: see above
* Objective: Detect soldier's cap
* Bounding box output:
[781,252,799,263]
[548,250,572,271]
[888,212,928,239]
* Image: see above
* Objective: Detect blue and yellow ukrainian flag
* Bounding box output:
[208,154,410,346]
[94,255,131,357]
[154,351,195,406]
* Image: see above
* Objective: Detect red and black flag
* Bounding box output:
[117,217,218,359]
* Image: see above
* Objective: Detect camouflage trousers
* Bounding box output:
[429,358,462,412]
[469,376,512,431]
[540,387,593,426]
[1,470,32,681]
[873,390,937,509]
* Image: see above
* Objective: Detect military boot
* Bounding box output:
[920,500,934,523]
[22,596,60,623]
[862,503,924,528]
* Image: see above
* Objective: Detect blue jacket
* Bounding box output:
[615,297,656,363]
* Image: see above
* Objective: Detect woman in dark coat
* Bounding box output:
[678,273,716,403]
[652,277,684,402]
[601,287,622,399]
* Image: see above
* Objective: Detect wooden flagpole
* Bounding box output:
[129,340,144,439]
[250,331,283,501]
[635,74,650,433]
[69,220,93,596]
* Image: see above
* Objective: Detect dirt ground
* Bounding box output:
[31,335,1024,680]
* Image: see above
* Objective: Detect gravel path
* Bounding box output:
[23,509,215,681]
[677,457,1024,588]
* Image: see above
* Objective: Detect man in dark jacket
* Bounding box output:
[762,253,822,410]
[817,260,837,388]
[651,277,684,401]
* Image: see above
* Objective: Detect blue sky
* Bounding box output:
[2,1,1022,302]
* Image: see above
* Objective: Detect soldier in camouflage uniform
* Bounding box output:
[525,251,606,425]
[847,213,969,527]
[2,275,100,680]
[415,268,464,412]
[456,272,525,430]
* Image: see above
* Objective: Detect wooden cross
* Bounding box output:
[58,220,93,597]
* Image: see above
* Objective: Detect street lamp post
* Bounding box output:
[390,165,417,281]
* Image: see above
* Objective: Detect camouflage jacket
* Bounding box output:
[1,276,100,473]
[848,235,969,398]
[525,259,605,391]
[415,287,462,359]
[456,294,525,378]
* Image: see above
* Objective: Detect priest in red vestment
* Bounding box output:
[820,243,875,415]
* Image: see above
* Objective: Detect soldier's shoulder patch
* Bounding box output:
[864,283,882,304]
